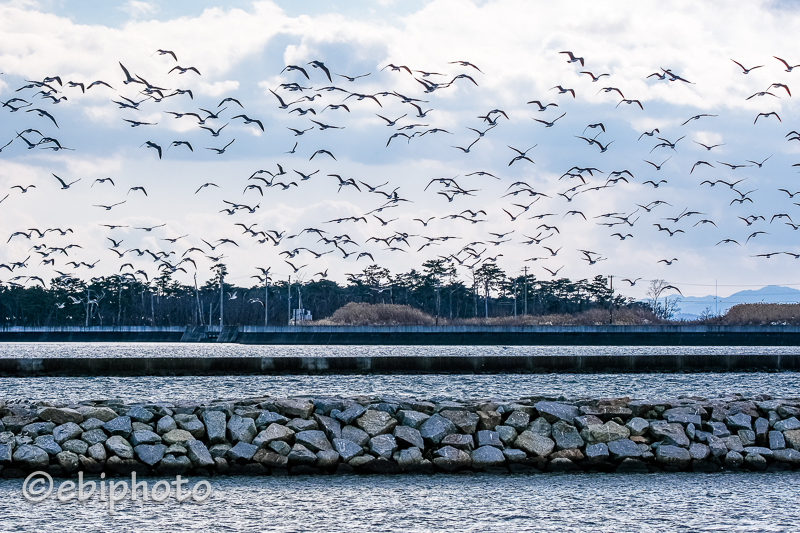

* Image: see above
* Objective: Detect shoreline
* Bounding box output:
[2,394,799,478]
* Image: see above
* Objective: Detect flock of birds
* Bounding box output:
[1,48,800,306]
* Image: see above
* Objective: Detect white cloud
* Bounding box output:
[120,1,159,19]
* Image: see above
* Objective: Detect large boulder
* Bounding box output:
[441,433,474,451]
[105,435,134,459]
[156,416,178,436]
[295,430,332,453]
[785,430,800,450]
[772,448,800,465]
[275,399,314,419]
[130,430,161,446]
[581,421,630,444]
[725,413,752,431]
[33,436,61,456]
[332,438,363,462]
[475,430,503,449]
[161,429,196,446]
[503,411,531,432]
[369,434,398,459]
[126,406,154,423]
[102,416,132,438]
[398,410,430,429]
[471,445,506,469]
[552,421,584,450]
[76,406,118,423]
[650,422,689,447]
[134,444,167,466]
[37,407,83,425]
[227,415,257,444]
[341,426,370,447]
[774,418,800,432]
[655,445,691,468]
[56,450,80,473]
[395,447,423,469]
[253,423,295,448]
[227,442,259,463]
[356,411,397,437]
[394,426,424,450]
[440,410,479,434]
[313,414,342,441]
[174,414,205,439]
[52,422,82,444]
[333,404,367,425]
[534,401,580,424]
[625,417,649,436]
[607,439,641,459]
[12,444,49,469]
[186,440,215,468]
[419,414,457,445]
[433,445,471,471]
[21,422,55,438]
[514,431,555,457]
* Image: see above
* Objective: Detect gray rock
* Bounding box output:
[295,430,332,452]
[125,406,154,423]
[174,414,205,438]
[348,454,375,468]
[785,430,800,450]
[755,417,769,439]
[655,444,691,467]
[209,443,231,459]
[527,417,552,438]
[134,444,167,466]
[286,418,318,433]
[16,436,32,446]
[586,443,609,459]
[105,435,134,459]
[13,444,49,469]
[769,431,786,450]
[80,418,105,431]
[689,442,710,460]
[37,407,84,425]
[3,416,38,434]
[313,414,342,440]
[608,439,641,459]
[664,405,708,419]
[227,442,259,463]
[132,422,152,432]
[394,425,424,450]
[56,450,79,473]
[398,410,430,429]
[103,416,132,438]
[287,444,317,465]
[514,431,555,457]
[496,425,517,445]
[166,444,187,456]
[476,410,502,431]
[419,414,458,444]
[161,429,195,445]
[625,417,649,436]
[738,429,756,447]
[744,452,767,470]
[255,411,289,428]
[313,398,346,415]
[441,433,474,451]
[356,410,397,437]
[440,410,479,434]
[471,445,506,469]
[157,454,192,475]
[774,417,800,432]
[316,449,340,469]
[61,439,88,455]
[574,415,603,429]
[21,422,55,437]
[395,447,423,468]
[724,450,744,467]
[274,399,314,419]
[341,425,369,447]
[772,448,800,464]
[503,411,530,432]
[1,442,17,466]
[81,428,108,446]
[534,401,580,424]
[777,405,800,418]
[156,415,178,436]
[768,411,781,428]
[709,438,728,457]
[726,413,752,431]
[552,421,584,450]
[433,445,471,471]
[582,421,631,444]
[186,440,214,467]
[227,415,257,444]
[743,446,773,457]
[253,423,295,448]
[76,406,118,422]
[475,430,503,449]
[503,448,528,462]
[333,438,363,461]
[259,450,289,469]
[667,413,702,425]
[333,404,367,425]
[33,435,62,455]
[87,442,107,461]
[649,422,689,447]
[706,421,731,437]
[549,457,579,472]
[52,422,82,444]
[268,440,291,456]
[130,430,161,446]
[722,435,744,452]
[616,458,649,473]
[369,434,398,458]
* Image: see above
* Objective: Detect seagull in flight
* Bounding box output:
[52,174,80,189]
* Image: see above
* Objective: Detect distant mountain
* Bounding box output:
[659,285,800,319]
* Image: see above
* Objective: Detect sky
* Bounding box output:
[2,0,800,300]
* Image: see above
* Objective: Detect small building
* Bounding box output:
[289,309,312,324]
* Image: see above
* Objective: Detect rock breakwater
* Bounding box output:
[1,395,799,477]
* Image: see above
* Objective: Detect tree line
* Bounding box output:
[0,260,649,327]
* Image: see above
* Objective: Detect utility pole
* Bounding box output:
[287,275,291,325]
[523,266,528,316]
[513,278,517,317]
[264,270,270,327]
[219,270,224,328]
[194,273,203,326]
[608,275,614,325]
[296,283,302,326]
[435,281,441,326]
[715,278,718,316]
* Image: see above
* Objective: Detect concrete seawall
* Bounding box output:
[2,325,800,345]
[1,352,799,376]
